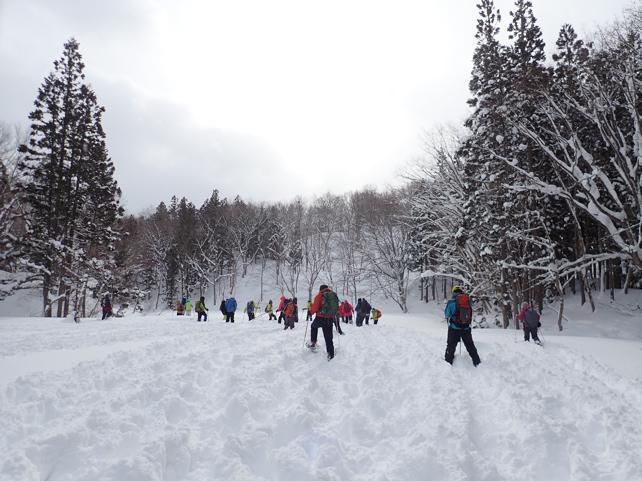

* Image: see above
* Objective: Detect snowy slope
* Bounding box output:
[1,311,641,481]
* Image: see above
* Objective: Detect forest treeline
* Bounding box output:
[0,1,640,324]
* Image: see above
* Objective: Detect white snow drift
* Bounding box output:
[1,310,641,481]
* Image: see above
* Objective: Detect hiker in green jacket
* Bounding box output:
[196,296,208,322]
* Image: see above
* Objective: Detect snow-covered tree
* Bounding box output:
[17,38,123,316]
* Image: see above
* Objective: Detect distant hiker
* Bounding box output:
[196,296,208,322]
[362,298,372,325]
[225,297,237,323]
[444,286,481,366]
[338,300,347,323]
[277,295,286,324]
[176,300,185,316]
[517,302,542,344]
[355,298,364,326]
[344,300,354,323]
[305,299,313,321]
[284,297,298,330]
[185,298,192,317]
[356,298,371,326]
[371,307,382,325]
[245,300,255,321]
[219,300,227,320]
[181,294,187,310]
[308,284,340,361]
[265,299,277,320]
[101,295,112,320]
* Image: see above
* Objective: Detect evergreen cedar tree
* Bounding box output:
[17,38,122,317]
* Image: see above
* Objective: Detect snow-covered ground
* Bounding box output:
[1,300,641,481]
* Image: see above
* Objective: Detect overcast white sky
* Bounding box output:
[0,0,633,213]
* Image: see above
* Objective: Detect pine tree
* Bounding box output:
[459,0,514,323]
[18,38,123,316]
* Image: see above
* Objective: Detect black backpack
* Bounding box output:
[524,308,540,325]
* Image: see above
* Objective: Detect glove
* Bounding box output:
[538,321,541,327]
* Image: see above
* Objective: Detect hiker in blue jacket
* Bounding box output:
[225,297,237,323]
[444,286,481,366]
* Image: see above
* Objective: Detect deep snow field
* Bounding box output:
[1,282,642,481]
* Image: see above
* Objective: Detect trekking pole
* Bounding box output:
[303,318,310,347]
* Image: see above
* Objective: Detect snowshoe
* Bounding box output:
[306,342,318,352]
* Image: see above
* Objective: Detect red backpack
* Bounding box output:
[285,301,296,317]
[454,294,473,325]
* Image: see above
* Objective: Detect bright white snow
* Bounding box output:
[1,304,642,481]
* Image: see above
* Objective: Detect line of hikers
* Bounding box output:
[181,293,383,333]
[174,284,543,368]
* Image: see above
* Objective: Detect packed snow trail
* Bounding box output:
[1,315,641,481]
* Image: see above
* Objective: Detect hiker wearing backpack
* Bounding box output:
[371,307,382,325]
[355,298,364,326]
[265,299,277,320]
[361,298,372,325]
[444,286,481,366]
[284,297,298,329]
[225,297,237,323]
[308,284,340,360]
[245,300,255,321]
[196,296,208,322]
[517,302,542,344]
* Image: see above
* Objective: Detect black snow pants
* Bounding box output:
[311,317,334,357]
[523,325,540,342]
[445,327,480,366]
[334,316,344,335]
[226,312,235,323]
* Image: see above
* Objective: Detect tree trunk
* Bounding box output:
[43,280,51,317]
[260,258,265,302]
[579,271,586,305]
[56,280,65,317]
[81,285,87,317]
[623,263,631,295]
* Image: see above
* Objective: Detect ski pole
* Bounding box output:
[303,318,310,347]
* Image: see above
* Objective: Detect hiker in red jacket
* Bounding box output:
[345,300,354,324]
[308,284,340,360]
[276,295,286,324]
